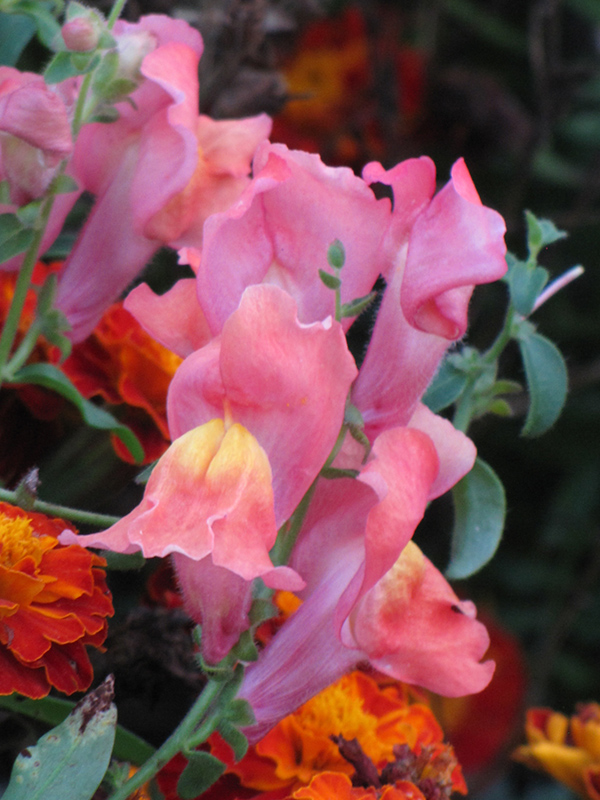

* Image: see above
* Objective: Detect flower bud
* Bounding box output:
[61,17,100,52]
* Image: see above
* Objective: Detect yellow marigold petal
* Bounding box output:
[514,741,592,796]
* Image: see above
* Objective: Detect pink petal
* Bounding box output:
[124,279,212,358]
[407,403,476,499]
[168,284,358,523]
[402,158,507,339]
[352,545,494,696]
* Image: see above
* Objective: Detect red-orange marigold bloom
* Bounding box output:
[0,502,113,698]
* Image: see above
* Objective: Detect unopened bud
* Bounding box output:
[61,17,100,52]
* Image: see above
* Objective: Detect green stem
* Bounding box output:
[0,487,120,527]
[0,195,56,389]
[107,679,223,800]
[483,303,516,365]
[72,71,94,136]
[452,379,476,433]
[270,480,318,567]
[6,319,42,374]
[106,0,128,29]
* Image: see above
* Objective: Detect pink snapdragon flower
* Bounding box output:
[0,67,73,206]
[352,157,507,437]
[125,147,505,425]
[240,415,492,741]
[0,67,78,272]
[61,284,357,661]
[53,15,271,342]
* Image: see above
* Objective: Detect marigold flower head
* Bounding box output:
[514,704,600,799]
[0,502,113,698]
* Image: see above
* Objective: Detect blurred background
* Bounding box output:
[5,1,600,798]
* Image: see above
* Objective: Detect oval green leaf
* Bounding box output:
[446,457,506,580]
[2,677,116,800]
[12,363,144,462]
[518,331,568,437]
[422,359,468,413]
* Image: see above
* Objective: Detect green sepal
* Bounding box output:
[11,363,144,462]
[102,550,146,570]
[422,358,469,413]
[217,721,250,762]
[506,255,549,316]
[318,269,341,290]
[327,238,345,269]
[446,457,506,579]
[12,468,38,510]
[44,50,99,83]
[340,291,376,319]
[15,198,42,228]
[517,328,568,437]
[230,630,258,663]
[218,664,245,706]
[223,698,255,728]
[1,676,116,800]
[90,106,120,123]
[0,213,34,264]
[525,209,567,260]
[177,751,226,800]
[248,597,277,626]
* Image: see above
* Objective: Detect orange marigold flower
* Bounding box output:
[210,670,464,797]
[0,502,113,699]
[514,704,600,799]
[289,772,425,800]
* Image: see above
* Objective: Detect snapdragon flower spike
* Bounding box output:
[54,14,271,342]
[240,422,492,741]
[352,157,507,439]
[62,284,357,662]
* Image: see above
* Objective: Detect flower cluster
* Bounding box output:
[514,704,600,799]
[0,5,515,796]
[0,502,113,698]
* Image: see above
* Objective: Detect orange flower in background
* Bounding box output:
[514,704,600,799]
[157,668,465,800]
[0,263,181,465]
[60,301,182,463]
[0,502,113,698]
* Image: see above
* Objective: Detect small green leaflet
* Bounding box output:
[12,363,144,462]
[446,457,506,579]
[177,751,226,800]
[517,330,568,437]
[422,358,468,413]
[1,677,116,800]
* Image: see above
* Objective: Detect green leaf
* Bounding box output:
[327,239,345,269]
[1,676,116,800]
[446,458,506,579]
[248,597,277,626]
[0,12,36,66]
[0,225,34,264]
[16,198,42,227]
[0,693,155,764]
[11,363,144,462]
[217,721,249,761]
[14,0,61,48]
[506,258,549,316]
[422,358,469,413]
[177,752,226,799]
[488,398,512,417]
[318,269,341,290]
[525,210,567,260]
[517,330,568,437]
